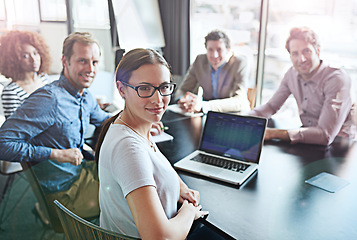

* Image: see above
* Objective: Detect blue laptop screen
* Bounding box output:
[200,112,267,163]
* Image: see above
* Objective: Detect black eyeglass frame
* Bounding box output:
[120,81,176,98]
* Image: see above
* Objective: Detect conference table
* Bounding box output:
[158,110,357,240]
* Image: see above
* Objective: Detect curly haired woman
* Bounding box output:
[0,30,51,118]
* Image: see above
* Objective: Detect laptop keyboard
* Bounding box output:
[191,154,249,172]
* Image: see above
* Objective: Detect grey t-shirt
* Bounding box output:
[99,124,180,238]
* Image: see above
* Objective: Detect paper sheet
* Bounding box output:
[305,172,350,193]
[151,132,174,143]
[167,104,204,117]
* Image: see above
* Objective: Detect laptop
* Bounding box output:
[174,111,267,186]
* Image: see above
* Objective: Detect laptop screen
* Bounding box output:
[200,111,267,163]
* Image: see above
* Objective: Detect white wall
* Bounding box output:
[39,22,68,74]
[74,27,115,73]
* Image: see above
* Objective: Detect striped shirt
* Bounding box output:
[1,74,48,119]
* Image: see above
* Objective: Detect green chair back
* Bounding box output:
[53,200,140,240]
[20,161,64,232]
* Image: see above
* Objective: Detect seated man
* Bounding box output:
[0,32,111,222]
[249,27,355,145]
[175,30,251,113]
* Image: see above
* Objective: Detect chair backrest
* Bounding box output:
[0,161,23,175]
[53,200,140,240]
[0,76,10,124]
[0,80,23,175]
[247,87,257,109]
[20,161,63,232]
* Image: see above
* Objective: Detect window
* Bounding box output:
[0,0,5,21]
[39,0,66,22]
[112,0,165,51]
[6,0,40,26]
[72,0,109,28]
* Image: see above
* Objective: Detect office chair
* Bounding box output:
[53,200,140,240]
[0,161,29,230]
[247,87,257,109]
[0,95,28,228]
[20,161,64,233]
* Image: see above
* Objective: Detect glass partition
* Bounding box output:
[112,0,165,51]
[0,0,5,21]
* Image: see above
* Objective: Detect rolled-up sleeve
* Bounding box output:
[288,72,352,145]
[0,90,56,162]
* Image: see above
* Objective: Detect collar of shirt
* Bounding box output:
[296,60,325,84]
[59,74,88,99]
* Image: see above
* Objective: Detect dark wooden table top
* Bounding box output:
[158,111,357,240]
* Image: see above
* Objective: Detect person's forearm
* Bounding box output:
[273,129,290,141]
[167,206,195,239]
[265,128,290,142]
[50,148,60,160]
[178,175,188,190]
[288,127,331,145]
[0,141,51,162]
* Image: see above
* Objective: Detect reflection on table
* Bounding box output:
[158,111,357,240]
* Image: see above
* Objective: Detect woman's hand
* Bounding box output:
[150,122,164,136]
[178,200,209,220]
[179,179,200,206]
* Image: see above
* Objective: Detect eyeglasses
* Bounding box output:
[120,81,176,98]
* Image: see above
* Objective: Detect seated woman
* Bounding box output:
[96,48,208,239]
[0,30,51,118]
[0,30,52,225]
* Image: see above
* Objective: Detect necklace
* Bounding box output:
[117,115,156,152]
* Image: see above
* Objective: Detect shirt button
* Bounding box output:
[303,110,307,114]
[304,97,307,101]
[304,83,307,86]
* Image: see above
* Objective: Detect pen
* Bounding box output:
[161,126,169,130]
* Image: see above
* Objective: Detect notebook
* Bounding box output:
[174,111,267,186]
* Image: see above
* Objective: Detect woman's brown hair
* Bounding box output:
[94,48,172,163]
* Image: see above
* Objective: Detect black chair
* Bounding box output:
[54,200,140,240]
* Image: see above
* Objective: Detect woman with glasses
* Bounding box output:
[95,48,208,239]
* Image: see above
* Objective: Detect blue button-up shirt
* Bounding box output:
[210,63,226,99]
[0,75,110,193]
